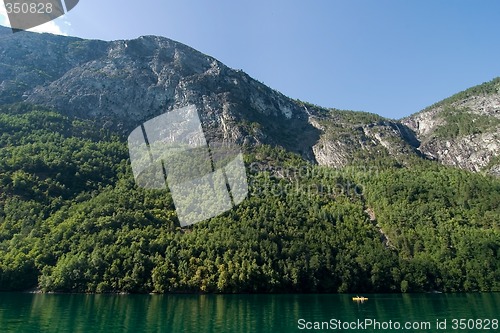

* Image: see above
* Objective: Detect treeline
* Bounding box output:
[423,77,500,111]
[0,104,498,293]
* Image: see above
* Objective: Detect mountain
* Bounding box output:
[0,26,499,294]
[0,25,320,160]
[3,25,493,174]
[403,78,500,176]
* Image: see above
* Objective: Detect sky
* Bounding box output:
[1,0,500,119]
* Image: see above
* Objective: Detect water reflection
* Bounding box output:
[0,293,498,332]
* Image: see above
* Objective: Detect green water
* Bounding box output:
[0,293,498,332]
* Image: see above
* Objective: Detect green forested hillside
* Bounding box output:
[0,104,499,293]
[424,77,500,111]
[431,107,500,139]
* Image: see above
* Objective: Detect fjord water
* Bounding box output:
[0,293,498,332]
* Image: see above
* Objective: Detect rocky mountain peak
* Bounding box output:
[402,78,500,175]
[1,27,319,159]
[0,26,498,175]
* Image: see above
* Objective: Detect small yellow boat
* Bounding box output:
[352,296,368,302]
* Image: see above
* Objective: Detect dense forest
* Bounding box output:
[0,104,499,293]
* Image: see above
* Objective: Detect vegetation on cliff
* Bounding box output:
[1,104,498,293]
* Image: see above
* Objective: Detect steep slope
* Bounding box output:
[0,28,499,294]
[0,26,108,104]
[0,105,499,293]
[1,26,423,167]
[305,105,422,168]
[1,26,321,160]
[402,78,500,176]
[1,26,498,174]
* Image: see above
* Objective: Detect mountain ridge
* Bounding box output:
[0,25,498,175]
[0,26,499,294]
[402,78,500,175]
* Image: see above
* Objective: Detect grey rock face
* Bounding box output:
[308,109,422,168]
[402,81,500,176]
[0,26,498,175]
[1,30,320,159]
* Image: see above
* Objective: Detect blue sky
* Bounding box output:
[2,0,500,119]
